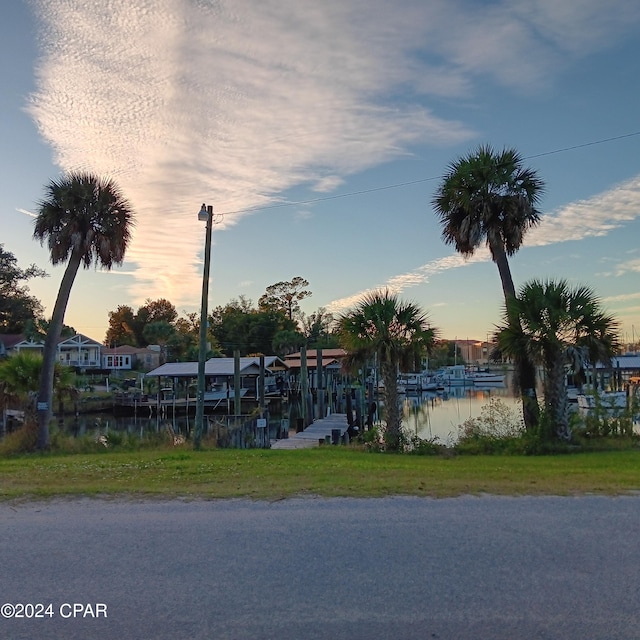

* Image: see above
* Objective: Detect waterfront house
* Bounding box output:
[102,345,161,372]
[8,333,103,370]
[0,334,24,358]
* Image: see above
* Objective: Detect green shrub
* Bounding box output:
[405,434,449,456]
[0,421,38,456]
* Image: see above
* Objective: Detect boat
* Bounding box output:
[377,379,407,395]
[576,391,629,410]
[467,370,505,385]
[566,386,579,403]
[397,372,439,393]
[420,374,439,392]
[435,365,474,387]
[397,373,422,394]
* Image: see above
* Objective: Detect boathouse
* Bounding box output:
[145,355,289,400]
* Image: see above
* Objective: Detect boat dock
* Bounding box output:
[271,413,350,449]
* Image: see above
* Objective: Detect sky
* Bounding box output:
[1,0,640,346]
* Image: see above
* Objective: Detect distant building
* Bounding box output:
[102,345,161,372]
[1,333,168,373]
[454,339,492,365]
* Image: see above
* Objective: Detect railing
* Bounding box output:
[61,359,102,368]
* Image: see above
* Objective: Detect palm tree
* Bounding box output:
[33,172,134,449]
[433,145,544,430]
[495,279,620,441]
[0,352,76,429]
[338,290,437,451]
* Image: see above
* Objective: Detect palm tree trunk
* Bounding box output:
[490,239,540,432]
[381,361,401,451]
[546,354,571,441]
[491,241,516,300]
[36,250,83,449]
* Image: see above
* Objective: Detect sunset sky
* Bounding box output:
[2,0,640,345]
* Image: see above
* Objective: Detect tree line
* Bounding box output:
[103,282,339,361]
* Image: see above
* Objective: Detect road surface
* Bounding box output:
[1,496,638,639]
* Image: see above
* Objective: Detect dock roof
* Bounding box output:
[145,356,287,377]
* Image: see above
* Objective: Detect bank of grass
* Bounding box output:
[2,445,640,501]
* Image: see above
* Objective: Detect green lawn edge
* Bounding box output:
[2,447,640,502]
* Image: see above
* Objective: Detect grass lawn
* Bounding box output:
[2,446,640,501]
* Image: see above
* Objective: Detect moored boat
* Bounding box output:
[435,365,474,387]
[467,371,505,385]
[576,391,629,410]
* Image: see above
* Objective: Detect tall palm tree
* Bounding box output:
[33,172,134,449]
[433,145,544,430]
[495,279,620,441]
[338,290,437,451]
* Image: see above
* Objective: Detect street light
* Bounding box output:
[194,203,213,449]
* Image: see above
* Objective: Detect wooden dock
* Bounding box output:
[271,413,350,449]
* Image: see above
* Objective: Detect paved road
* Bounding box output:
[1,496,639,639]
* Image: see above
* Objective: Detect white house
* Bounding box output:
[10,333,103,370]
[102,345,161,371]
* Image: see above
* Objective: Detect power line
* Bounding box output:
[218,130,640,217]
[524,131,640,159]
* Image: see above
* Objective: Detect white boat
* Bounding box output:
[420,374,439,392]
[397,372,439,393]
[467,371,505,385]
[378,379,407,395]
[435,365,474,387]
[398,373,422,394]
[576,391,628,410]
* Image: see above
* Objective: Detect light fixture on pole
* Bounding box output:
[194,203,213,449]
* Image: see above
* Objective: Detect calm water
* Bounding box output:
[54,382,520,445]
[401,384,521,445]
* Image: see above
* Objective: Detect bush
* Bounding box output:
[405,434,450,456]
[0,420,38,455]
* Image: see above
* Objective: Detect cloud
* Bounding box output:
[27,0,476,308]
[328,174,640,312]
[326,250,489,313]
[603,292,640,303]
[527,177,640,247]
[612,259,640,277]
[294,209,313,222]
[17,208,37,218]
[25,0,640,311]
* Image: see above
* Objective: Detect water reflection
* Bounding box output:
[401,383,522,445]
[58,412,193,439]
[54,382,522,445]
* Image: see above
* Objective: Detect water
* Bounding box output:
[401,384,522,444]
[51,382,520,445]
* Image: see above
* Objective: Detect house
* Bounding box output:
[0,334,24,358]
[6,333,103,370]
[102,345,161,372]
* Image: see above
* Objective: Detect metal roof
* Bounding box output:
[596,355,640,369]
[284,357,343,369]
[145,356,287,377]
[284,348,347,360]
